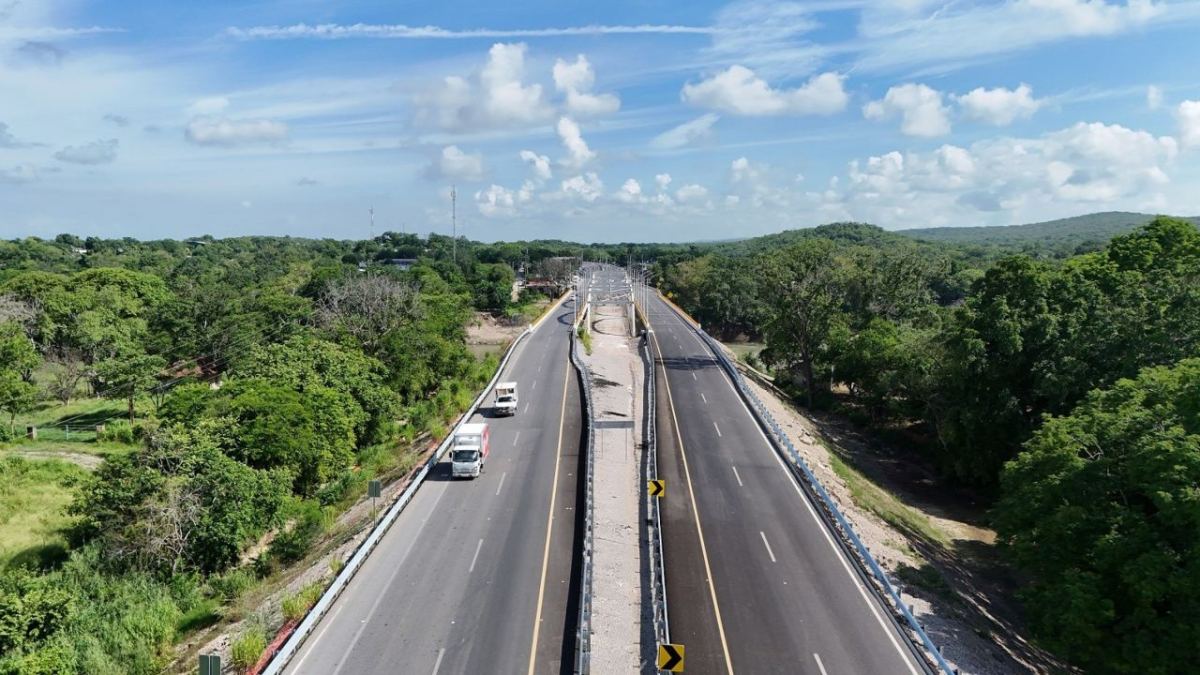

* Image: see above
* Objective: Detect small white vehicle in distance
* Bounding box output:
[493,382,518,416]
[451,423,490,479]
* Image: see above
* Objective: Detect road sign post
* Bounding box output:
[657,643,684,672]
[368,479,381,525]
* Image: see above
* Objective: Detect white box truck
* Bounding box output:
[494,382,518,416]
[451,423,490,479]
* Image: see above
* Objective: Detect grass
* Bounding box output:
[17,396,128,429]
[722,341,765,361]
[578,326,593,354]
[0,455,88,567]
[826,450,950,549]
[896,562,958,604]
[3,438,138,458]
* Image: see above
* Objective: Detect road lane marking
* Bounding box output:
[432,648,446,675]
[760,531,777,563]
[814,653,829,675]
[691,370,697,380]
[469,538,484,573]
[496,472,507,495]
[701,392,707,404]
[526,348,572,675]
[532,379,537,390]
[523,402,530,414]
[732,466,744,487]
[675,309,922,674]
[647,323,736,675]
[713,421,722,437]
[513,431,521,446]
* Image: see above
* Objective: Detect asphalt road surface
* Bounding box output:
[284,295,584,675]
[642,284,930,675]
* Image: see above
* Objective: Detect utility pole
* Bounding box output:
[369,206,375,240]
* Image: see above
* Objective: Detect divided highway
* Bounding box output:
[642,285,930,674]
[284,295,583,675]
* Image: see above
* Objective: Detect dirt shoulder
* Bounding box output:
[737,372,1073,675]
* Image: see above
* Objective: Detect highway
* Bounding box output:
[284,294,584,675]
[640,278,930,674]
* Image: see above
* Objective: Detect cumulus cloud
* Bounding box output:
[54,138,118,165]
[185,117,288,146]
[187,96,230,116]
[833,121,1178,223]
[519,150,552,181]
[561,172,603,202]
[655,173,672,191]
[556,116,595,169]
[956,84,1041,125]
[651,113,719,150]
[682,66,847,116]
[415,42,551,131]
[675,183,709,203]
[426,145,485,181]
[476,184,517,216]
[0,122,29,148]
[864,83,951,137]
[552,54,620,117]
[1178,100,1200,148]
[615,178,643,203]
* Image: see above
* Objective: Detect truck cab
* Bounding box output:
[451,423,490,479]
[494,382,518,416]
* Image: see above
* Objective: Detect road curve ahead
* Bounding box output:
[284,295,583,675]
[644,287,930,675]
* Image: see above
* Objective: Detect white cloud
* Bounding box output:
[1177,100,1200,148]
[187,96,230,116]
[426,145,485,181]
[415,42,551,131]
[185,116,288,146]
[956,84,1041,125]
[0,122,29,148]
[864,83,951,137]
[553,54,620,117]
[1147,85,1164,110]
[675,183,709,203]
[476,184,517,216]
[651,113,719,150]
[224,22,715,40]
[556,116,595,169]
[682,66,847,116]
[54,138,118,165]
[655,173,672,191]
[615,178,643,203]
[1022,0,1161,35]
[561,172,603,202]
[519,150,552,181]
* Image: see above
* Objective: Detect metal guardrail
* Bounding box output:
[261,295,569,675]
[637,299,671,669]
[570,295,596,674]
[656,290,957,675]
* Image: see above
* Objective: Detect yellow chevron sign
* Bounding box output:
[648,479,665,498]
[657,643,684,672]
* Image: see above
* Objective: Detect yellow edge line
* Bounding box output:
[648,308,736,675]
[526,344,572,674]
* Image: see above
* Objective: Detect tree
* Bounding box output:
[44,349,86,405]
[0,322,40,435]
[471,262,515,312]
[96,351,166,422]
[760,240,846,407]
[994,358,1200,673]
[315,274,421,356]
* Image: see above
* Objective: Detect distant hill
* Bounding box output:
[896,212,1200,252]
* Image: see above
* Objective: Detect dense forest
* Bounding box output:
[646,215,1200,673]
[0,232,581,673]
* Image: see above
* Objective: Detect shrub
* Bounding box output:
[96,420,135,444]
[269,500,329,564]
[230,625,267,670]
[208,569,256,602]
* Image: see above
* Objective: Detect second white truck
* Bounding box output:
[493,381,518,416]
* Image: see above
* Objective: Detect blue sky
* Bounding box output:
[2,0,1200,242]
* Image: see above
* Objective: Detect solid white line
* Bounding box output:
[512,431,521,446]
[713,421,722,437]
[814,653,829,675]
[760,531,777,563]
[496,472,507,496]
[732,466,744,487]
[701,392,708,404]
[432,648,446,675]
[469,538,484,573]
